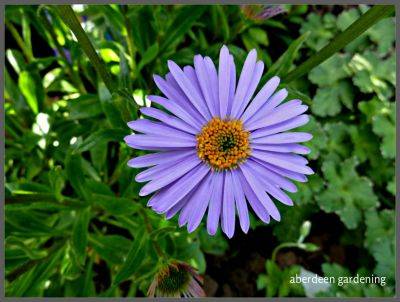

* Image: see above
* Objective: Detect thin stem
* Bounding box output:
[284,5,395,83]
[38,7,86,94]
[121,5,137,80]
[271,242,298,263]
[5,19,33,63]
[139,208,167,260]
[54,5,116,93]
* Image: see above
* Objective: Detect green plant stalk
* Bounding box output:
[5,19,34,63]
[271,242,299,263]
[121,5,138,80]
[284,5,395,83]
[54,5,116,93]
[38,7,87,94]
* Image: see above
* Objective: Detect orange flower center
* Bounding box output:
[196,118,251,170]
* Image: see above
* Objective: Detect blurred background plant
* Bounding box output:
[4,4,395,297]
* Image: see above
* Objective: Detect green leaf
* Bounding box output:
[92,193,141,216]
[113,227,149,285]
[71,207,91,266]
[364,209,395,251]
[65,153,89,200]
[160,5,207,53]
[18,71,44,114]
[367,17,395,54]
[137,42,159,72]
[68,95,103,120]
[298,116,327,160]
[317,157,379,229]
[286,5,394,83]
[308,54,350,87]
[90,234,131,265]
[98,83,126,128]
[311,80,354,117]
[74,128,128,153]
[264,31,310,81]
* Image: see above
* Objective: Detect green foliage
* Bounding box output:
[4,4,395,298]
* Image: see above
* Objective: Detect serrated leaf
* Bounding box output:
[317,157,379,229]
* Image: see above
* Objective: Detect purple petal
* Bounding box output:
[237,170,270,223]
[251,143,311,154]
[221,171,235,238]
[239,164,281,221]
[128,119,195,140]
[136,152,200,183]
[218,45,231,118]
[244,88,288,128]
[244,161,293,206]
[251,149,314,175]
[168,60,211,121]
[230,49,257,118]
[249,158,298,193]
[187,173,214,232]
[139,107,197,134]
[127,150,194,168]
[252,132,313,144]
[235,60,264,118]
[251,115,309,138]
[194,55,217,116]
[124,134,195,150]
[241,76,280,122]
[231,170,250,233]
[139,154,201,195]
[149,164,210,213]
[227,55,236,116]
[258,160,308,182]
[204,57,220,117]
[207,172,224,235]
[248,100,308,131]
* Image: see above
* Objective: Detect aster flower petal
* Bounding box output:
[252,132,313,144]
[221,171,235,238]
[252,143,311,154]
[244,160,294,206]
[149,164,210,213]
[239,164,281,221]
[240,76,280,122]
[124,134,196,150]
[258,160,309,183]
[252,149,314,175]
[231,170,250,233]
[247,100,308,131]
[207,172,224,235]
[230,49,257,117]
[204,57,220,116]
[251,114,309,138]
[187,173,214,232]
[147,94,202,129]
[218,45,231,118]
[136,152,199,184]
[244,88,288,126]
[235,60,264,118]
[237,170,271,223]
[194,55,218,116]
[167,60,212,121]
[227,55,236,116]
[140,107,197,134]
[249,158,297,193]
[128,119,195,140]
[128,150,194,168]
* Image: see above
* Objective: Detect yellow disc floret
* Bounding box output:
[196,118,251,170]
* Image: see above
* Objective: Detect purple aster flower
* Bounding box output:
[125,45,313,238]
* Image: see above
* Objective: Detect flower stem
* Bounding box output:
[38,7,87,94]
[5,19,33,63]
[139,208,167,261]
[54,5,116,93]
[284,5,395,83]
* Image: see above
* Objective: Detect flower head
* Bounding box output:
[147,261,205,297]
[125,45,313,238]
